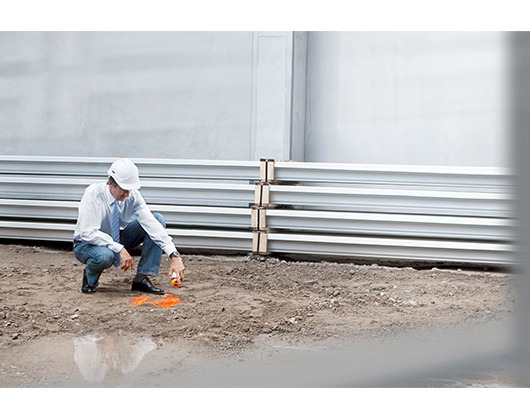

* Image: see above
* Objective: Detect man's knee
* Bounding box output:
[90,248,115,268]
[153,212,166,228]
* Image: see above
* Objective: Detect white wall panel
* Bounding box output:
[0,31,515,167]
[0,31,253,160]
[305,32,511,167]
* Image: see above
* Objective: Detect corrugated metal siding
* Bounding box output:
[0,156,514,267]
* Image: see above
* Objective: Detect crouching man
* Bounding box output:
[73,158,185,295]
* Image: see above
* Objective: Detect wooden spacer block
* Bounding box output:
[254,182,270,207]
[251,206,267,230]
[259,159,275,183]
[252,231,268,255]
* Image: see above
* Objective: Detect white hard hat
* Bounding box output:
[107,158,141,190]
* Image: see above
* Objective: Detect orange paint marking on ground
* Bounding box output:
[150,295,181,308]
[131,296,150,306]
[131,294,180,308]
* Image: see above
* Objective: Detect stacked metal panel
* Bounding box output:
[264,163,514,266]
[0,156,514,266]
[0,156,258,252]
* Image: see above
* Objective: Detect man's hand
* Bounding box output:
[119,248,134,271]
[169,255,185,285]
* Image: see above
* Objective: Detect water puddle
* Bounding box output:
[72,334,157,382]
[2,322,517,387]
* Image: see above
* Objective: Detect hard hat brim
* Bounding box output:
[115,180,141,190]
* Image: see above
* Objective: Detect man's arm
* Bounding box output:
[133,192,185,279]
[134,195,179,256]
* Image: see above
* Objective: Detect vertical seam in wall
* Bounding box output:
[291,32,308,162]
[289,32,295,160]
[302,32,308,161]
[249,31,257,160]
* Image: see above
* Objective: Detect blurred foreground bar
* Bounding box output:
[511,32,530,387]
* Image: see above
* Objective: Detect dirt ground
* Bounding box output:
[0,242,518,388]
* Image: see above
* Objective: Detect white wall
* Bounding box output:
[0,32,253,160]
[0,31,514,167]
[305,32,511,167]
[250,31,307,161]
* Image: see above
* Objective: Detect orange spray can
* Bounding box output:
[171,271,181,287]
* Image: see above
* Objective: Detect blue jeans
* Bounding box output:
[73,212,166,286]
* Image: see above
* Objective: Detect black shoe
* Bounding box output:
[81,269,97,294]
[132,276,164,295]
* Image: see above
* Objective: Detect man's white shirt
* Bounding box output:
[73,182,178,256]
